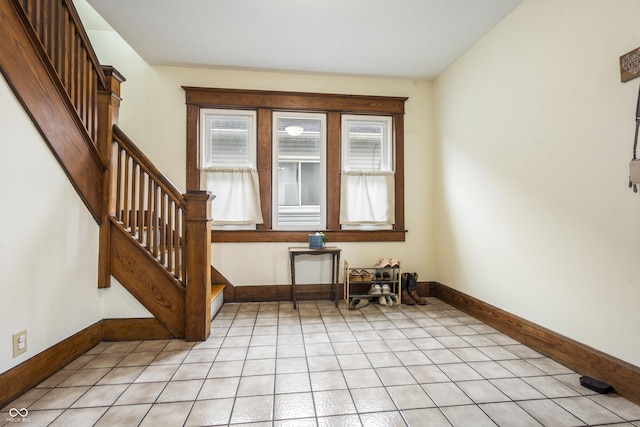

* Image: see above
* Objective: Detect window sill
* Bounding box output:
[210,229,407,243]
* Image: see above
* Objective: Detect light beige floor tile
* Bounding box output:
[97,366,145,385]
[49,406,107,426]
[360,410,407,427]
[197,376,240,400]
[342,368,383,389]
[114,382,166,405]
[387,384,435,410]
[517,399,586,426]
[309,371,348,392]
[93,403,151,427]
[351,387,396,413]
[401,407,452,427]
[422,382,473,407]
[589,394,640,421]
[456,380,510,404]
[71,384,128,408]
[184,398,234,427]
[28,387,89,410]
[313,389,357,417]
[139,401,193,427]
[441,404,497,427]
[274,392,316,420]
[554,396,625,425]
[524,376,583,398]
[134,364,179,383]
[230,395,274,424]
[156,379,204,403]
[490,378,546,400]
[479,401,542,427]
[276,372,312,394]
[237,374,275,397]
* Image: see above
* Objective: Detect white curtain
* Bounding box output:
[340,171,395,225]
[200,167,263,225]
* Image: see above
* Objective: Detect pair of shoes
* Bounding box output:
[368,284,382,296]
[348,298,370,310]
[410,289,428,305]
[374,271,392,282]
[379,295,399,306]
[373,258,400,268]
[401,289,416,305]
[350,270,372,282]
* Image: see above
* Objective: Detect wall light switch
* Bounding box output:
[12,330,27,357]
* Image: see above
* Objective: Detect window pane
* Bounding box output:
[301,162,320,205]
[273,113,326,229]
[342,116,392,172]
[201,111,255,168]
[277,162,299,206]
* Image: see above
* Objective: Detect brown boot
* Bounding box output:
[401,289,416,305]
[410,290,428,305]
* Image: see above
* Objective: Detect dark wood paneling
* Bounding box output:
[0,322,101,409]
[101,318,173,341]
[110,220,185,338]
[434,282,640,406]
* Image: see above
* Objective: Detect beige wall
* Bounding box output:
[84,10,436,289]
[434,0,640,367]
[0,75,102,373]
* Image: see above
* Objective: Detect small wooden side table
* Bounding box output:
[289,246,341,309]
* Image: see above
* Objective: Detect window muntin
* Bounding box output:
[272,112,326,230]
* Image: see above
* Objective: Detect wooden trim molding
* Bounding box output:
[101,318,174,341]
[433,282,640,406]
[0,322,102,410]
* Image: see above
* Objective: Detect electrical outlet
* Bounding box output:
[13,330,27,357]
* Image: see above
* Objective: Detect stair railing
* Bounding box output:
[112,127,187,281]
[13,0,106,143]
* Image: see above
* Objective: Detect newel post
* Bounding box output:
[97,66,125,289]
[184,190,215,341]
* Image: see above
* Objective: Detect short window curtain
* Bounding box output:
[340,171,395,225]
[200,167,263,225]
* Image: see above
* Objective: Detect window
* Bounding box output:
[185,87,408,242]
[273,112,326,229]
[199,109,263,228]
[340,115,394,229]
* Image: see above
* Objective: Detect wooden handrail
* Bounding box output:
[13,0,107,143]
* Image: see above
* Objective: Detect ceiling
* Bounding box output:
[83,0,523,80]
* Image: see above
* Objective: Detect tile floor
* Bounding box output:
[3,298,640,426]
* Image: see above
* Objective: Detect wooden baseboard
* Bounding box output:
[434,282,640,406]
[101,318,173,341]
[221,281,434,304]
[0,322,101,409]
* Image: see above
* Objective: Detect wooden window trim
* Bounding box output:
[184,86,407,243]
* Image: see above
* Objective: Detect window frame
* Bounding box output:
[184,86,407,243]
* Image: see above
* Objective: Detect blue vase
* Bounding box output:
[308,235,324,249]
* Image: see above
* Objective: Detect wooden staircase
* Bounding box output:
[0,0,228,341]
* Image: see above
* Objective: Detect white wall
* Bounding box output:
[0,75,103,373]
[81,6,436,291]
[434,0,640,367]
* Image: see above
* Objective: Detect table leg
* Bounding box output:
[290,253,297,309]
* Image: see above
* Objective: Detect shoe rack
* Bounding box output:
[344,260,401,308]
